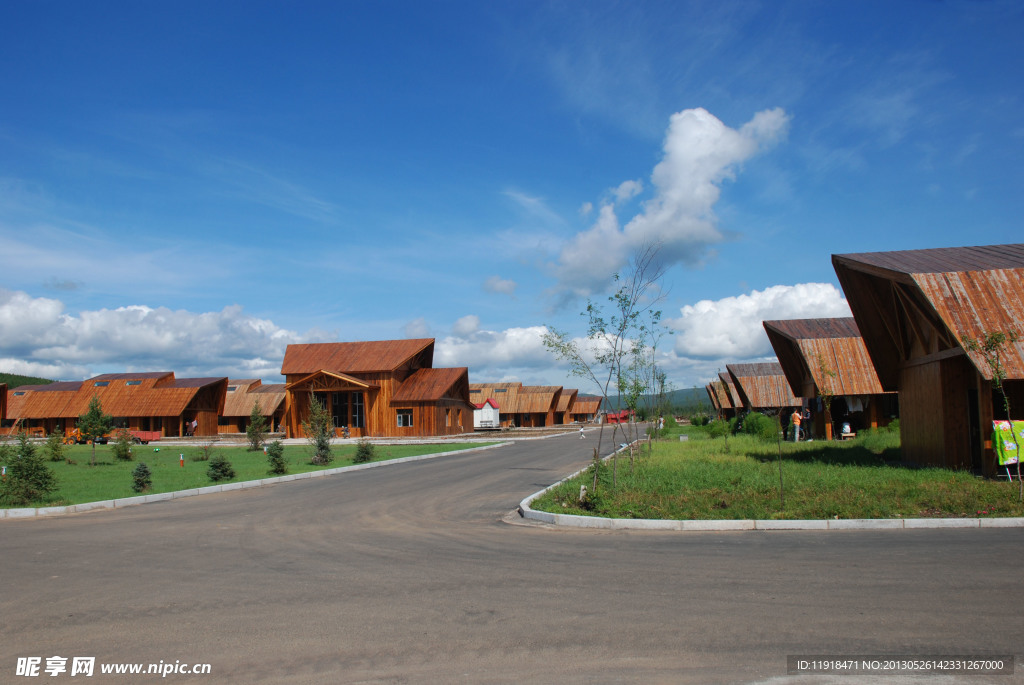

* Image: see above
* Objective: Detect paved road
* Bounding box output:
[2,433,1022,684]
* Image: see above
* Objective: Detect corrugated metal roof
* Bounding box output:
[833,244,1024,382]
[392,367,470,403]
[718,372,739,407]
[223,380,287,417]
[764,318,888,396]
[281,339,434,375]
[727,361,799,410]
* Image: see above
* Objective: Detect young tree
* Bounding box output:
[964,330,1021,497]
[543,242,666,493]
[0,433,57,506]
[45,429,67,463]
[246,400,269,452]
[131,462,152,493]
[112,428,134,461]
[303,393,334,465]
[266,440,287,475]
[816,354,837,440]
[77,395,113,466]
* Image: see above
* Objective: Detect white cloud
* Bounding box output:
[403,317,431,339]
[612,179,643,204]
[550,107,789,296]
[483,275,517,296]
[667,283,851,359]
[452,315,480,337]
[0,289,309,381]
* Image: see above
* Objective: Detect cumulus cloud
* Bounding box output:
[612,179,643,204]
[0,289,310,381]
[434,325,555,381]
[483,276,517,296]
[403,317,431,339]
[452,315,480,337]
[551,107,789,296]
[666,283,851,359]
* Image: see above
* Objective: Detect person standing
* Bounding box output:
[790,409,802,442]
[579,426,585,439]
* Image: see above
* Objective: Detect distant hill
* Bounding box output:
[0,373,54,388]
[586,387,711,413]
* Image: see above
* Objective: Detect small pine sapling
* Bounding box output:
[131,462,153,493]
[266,440,287,475]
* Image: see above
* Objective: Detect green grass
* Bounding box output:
[3,441,494,508]
[534,429,1024,520]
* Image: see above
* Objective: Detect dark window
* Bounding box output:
[126,380,141,386]
[495,388,507,393]
[397,409,413,428]
[227,386,237,392]
[94,381,109,387]
[352,392,365,428]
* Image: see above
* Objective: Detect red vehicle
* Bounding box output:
[604,410,633,424]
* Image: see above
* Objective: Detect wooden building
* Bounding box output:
[763,317,898,439]
[555,388,578,424]
[281,339,474,438]
[468,383,568,427]
[833,243,1024,475]
[218,379,287,434]
[726,361,800,414]
[5,372,227,438]
[705,379,737,420]
[569,396,602,423]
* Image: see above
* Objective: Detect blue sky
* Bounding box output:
[1,0,1022,392]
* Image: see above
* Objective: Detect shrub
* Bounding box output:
[207,453,236,482]
[191,442,215,462]
[304,394,334,466]
[266,440,287,475]
[112,428,134,461]
[131,462,152,493]
[689,412,710,427]
[886,418,901,433]
[46,430,67,462]
[246,400,268,452]
[1,433,57,506]
[354,439,375,464]
[706,419,729,439]
[741,412,779,441]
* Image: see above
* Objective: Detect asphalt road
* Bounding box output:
[2,432,1022,684]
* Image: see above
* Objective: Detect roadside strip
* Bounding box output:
[518,444,1024,531]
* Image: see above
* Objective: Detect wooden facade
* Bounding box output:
[726,361,800,414]
[764,317,898,438]
[281,339,474,439]
[833,243,1024,476]
[469,383,568,427]
[570,396,602,423]
[218,379,287,434]
[706,379,737,419]
[4,373,227,438]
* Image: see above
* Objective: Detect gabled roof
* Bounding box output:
[474,398,499,410]
[570,396,602,414]
[281,339,435,375]
[833,244,1024,387]
[717,372,740,407]
[7,374,226,419]
[727,361,799,410]
[556,388,578,413]
[223,379,287,417]
[706,380,733,411]
[763,317,888,397]
[284,370,377,391]
[392,367,471,404]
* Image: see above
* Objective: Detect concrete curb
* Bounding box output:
[517,447,1024,532]
[2,442,509,520]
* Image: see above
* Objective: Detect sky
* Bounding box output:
[1,0,1022,394]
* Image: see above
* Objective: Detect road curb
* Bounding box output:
[517,446,1024,532]
[2,442,509,520]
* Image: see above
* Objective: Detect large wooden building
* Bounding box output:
[281,339,474,438]
[763,317,898,439]
[218,379,287,434]
[833,244,1024,475]
[4,372,227,437]
[726,361,800,414]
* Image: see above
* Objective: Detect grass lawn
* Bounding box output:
[532,426,1024,520]
[3,441,496,508]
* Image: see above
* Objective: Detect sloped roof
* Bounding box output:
[556,388,578,413]
[727,361,799,410]
[570,396,602,414]
[706,380,733,411]
[392,367,470,403]
[223,379,287,417]
[833,244,1024,386]
[7,374,226,419]
[764,318,888,397]
[281,339,434,375]
[474,398,499,410]
[717,372,740,407]
[469,382,561,414]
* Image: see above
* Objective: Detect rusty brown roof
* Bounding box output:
[223,380,287,417]
[556,388,578,413]
[392,367,471,404]
[706,380,733,410]
[469,382,561,414]
[727,361,799,410]
[7,375,226,419]
[717,372,740,407]
[833,244,1024,384]
[281,339,435,375]
[764,318,888,397]
[570,396,602,414]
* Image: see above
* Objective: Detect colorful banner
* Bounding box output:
[992,420,1024,466]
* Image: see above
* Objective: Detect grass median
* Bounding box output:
[4,441,496,508]
[532,427,1024,520]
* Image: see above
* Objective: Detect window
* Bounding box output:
[332,392,346,428]
[13,391,25,396]
[227,386,237,392]
[495,388,507,393]
[94,381,109,387]
[445,408,451,427]
[397,409,413,428]
[126,380,141,386]
[351,392,365,428]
